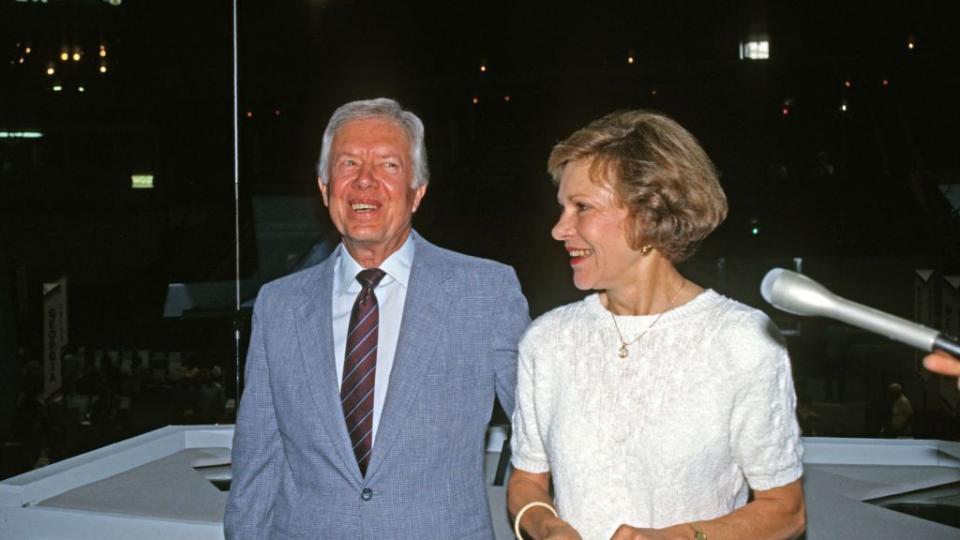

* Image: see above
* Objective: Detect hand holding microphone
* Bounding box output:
[760,268,960,380]
[924,351,960,377]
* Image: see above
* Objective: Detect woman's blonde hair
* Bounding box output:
[548,110,728,262]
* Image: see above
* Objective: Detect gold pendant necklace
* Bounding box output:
[610,279,686,358]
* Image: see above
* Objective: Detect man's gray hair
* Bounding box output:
[316,98,429,188]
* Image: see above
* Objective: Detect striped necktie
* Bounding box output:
[341,268,386,476]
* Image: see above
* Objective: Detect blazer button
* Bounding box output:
[360,488,373,501]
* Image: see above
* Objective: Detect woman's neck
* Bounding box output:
[602,263,697,316]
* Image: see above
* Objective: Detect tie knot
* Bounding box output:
[356,268,386,291]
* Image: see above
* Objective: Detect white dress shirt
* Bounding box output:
[331,235,414,444]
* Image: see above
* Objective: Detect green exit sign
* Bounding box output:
[131,174,154,189]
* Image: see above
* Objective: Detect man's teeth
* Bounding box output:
[569,249,592,257]
[351,203,377,211]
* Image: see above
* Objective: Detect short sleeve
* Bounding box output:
[728,313,804,491]
[510,331,551,474]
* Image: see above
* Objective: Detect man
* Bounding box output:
[883,382,913,437]
[225,98,529,540]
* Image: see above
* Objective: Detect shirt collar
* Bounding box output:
[335,233,415,295]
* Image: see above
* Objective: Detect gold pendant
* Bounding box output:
[618,344,629,358]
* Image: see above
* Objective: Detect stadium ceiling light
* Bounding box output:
[0,131,44,139]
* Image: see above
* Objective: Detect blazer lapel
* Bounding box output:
[294,257,361,483]
[365,235,450,479]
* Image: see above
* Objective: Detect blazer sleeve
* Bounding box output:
[489,266,530,417]
[224,300,284,540]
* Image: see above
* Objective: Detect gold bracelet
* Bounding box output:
[513,501,557,540]
[691,522,708,540]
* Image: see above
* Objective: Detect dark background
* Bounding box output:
[1,0,959,478]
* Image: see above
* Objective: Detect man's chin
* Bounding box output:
[342,224,385,241]
[340,224,412,250]
[342,231,408,251]
[343,234,385,248]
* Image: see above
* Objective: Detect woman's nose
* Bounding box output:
[551,211,571,241]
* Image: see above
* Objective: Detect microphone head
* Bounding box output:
[760,268,837,317]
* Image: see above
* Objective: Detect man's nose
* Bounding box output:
[353,162,376,188]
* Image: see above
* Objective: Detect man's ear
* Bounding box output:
[411,183,427,213]
[318,176,329,207]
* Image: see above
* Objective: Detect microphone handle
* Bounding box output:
[831,296,938,351]
[933,334,960,357]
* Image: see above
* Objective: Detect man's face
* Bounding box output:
[319,117,426,265]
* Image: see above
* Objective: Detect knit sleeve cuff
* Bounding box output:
[510,452,551,474]
[747,462,804,491]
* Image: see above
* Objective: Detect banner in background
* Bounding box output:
[42,276,68,399]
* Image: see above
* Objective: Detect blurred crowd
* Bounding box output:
[1,346,231,479]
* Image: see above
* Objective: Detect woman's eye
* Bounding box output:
[576,203,589,212]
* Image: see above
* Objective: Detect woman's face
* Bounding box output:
[551,158,646,291]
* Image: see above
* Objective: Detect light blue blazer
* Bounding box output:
[225,232,530,540]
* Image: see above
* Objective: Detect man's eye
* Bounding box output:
[576,203,589,212]
[384,162,399,169]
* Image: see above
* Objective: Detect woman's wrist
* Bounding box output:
[514,501,558,539]
[657,522,706,540]
[688,522,707,540]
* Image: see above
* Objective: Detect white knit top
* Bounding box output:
[510,290,803,540]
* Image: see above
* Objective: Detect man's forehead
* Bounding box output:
[332,142,408,156]
[333,118,411,148]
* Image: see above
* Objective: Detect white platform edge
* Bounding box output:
[802,437,960,467]
[0,425,233,508]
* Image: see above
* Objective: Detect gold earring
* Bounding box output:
[640,245,653,255]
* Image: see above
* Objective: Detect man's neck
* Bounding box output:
[342,231,412,268]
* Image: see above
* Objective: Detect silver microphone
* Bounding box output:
[760,268,960,356]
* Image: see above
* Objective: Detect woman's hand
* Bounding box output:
[609,524,686,540]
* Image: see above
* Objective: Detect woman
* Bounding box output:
[508,110,805,540]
